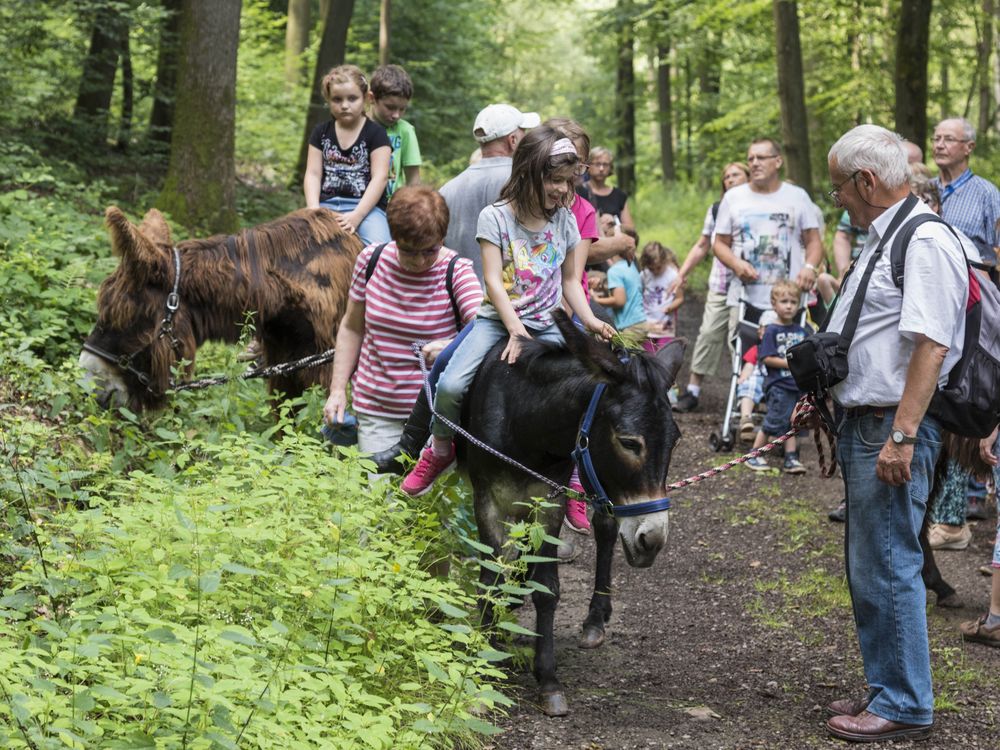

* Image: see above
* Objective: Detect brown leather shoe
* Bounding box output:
[826,696,869,718]
[827,710,932,743]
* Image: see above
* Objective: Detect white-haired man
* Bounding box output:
[819,125,968,743]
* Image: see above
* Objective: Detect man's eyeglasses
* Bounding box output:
[827,170,860,200]
[932,135,970,145]
[397,244,442,257]
[746,154,779,164]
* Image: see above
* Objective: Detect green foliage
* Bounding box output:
[0,418,507,748]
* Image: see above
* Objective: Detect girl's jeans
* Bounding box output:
[431,317,564,440]
[320,196,391,246]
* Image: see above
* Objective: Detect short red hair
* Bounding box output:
[387,186,450,249]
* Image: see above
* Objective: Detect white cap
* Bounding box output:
[759,310,779,327]
[473,104,541,144]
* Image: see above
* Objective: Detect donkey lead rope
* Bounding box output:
[409,343,838,507]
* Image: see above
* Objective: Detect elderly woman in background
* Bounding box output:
[324,185,482,453]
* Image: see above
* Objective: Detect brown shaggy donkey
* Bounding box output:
[80,206,361,411]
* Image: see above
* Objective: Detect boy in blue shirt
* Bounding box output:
[368,65,422,198]
[746,279,810,474]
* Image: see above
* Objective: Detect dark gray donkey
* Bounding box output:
[463,311,684,716]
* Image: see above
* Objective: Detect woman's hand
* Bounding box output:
[421,338,451,365]
[979,427,1000,468]
[323,388,349,425]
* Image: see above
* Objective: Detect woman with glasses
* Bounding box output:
[578,147,635,233]
[323,185,482,454]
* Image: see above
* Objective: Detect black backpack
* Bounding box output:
[364,243,465,330]
[890,215,1000,438]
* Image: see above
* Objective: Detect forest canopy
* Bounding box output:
[1,0,995,234]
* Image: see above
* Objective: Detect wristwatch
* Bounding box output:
[803,262,818,274]
[890,428,918,445]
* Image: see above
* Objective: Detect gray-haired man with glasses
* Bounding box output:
[932,117,1000,265]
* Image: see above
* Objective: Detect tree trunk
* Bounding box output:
[684,54,692,181]
[893,0,932,153]
[978,0,994,140]
[615,0,636,196]
[115,24,133,152]
[995,3,1000,133]
[74,3,127,147]
[379,0,390,67]
[157,0,242,233]
[773,0,812,196]
[657,41,675,183]
[294,0,356,184]
[284,0,310,85]
[150,0,182,144]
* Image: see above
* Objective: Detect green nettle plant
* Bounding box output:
[0,421,518,749]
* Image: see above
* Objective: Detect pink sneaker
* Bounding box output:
[565,480,591,534]
[400,444,455,496]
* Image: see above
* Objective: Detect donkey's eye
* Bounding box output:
[617,436,644,455]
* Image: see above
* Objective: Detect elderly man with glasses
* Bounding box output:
[932,117,1000,266]
[929,117,1000,543]
[818,124,968,743]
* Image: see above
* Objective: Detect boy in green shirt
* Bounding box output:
[368,65,422,198]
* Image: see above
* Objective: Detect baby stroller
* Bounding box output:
[708,296,808,452]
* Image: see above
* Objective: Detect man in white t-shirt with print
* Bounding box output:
[713,138,824,314]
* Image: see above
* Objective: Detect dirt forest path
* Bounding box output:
[486,293,1000,750]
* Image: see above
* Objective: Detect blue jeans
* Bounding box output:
[838,407,941,725]
[319,196,391,246]
[761,387,799,436]
[431,317,564,439]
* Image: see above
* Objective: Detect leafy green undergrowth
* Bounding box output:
[1,420,509,749]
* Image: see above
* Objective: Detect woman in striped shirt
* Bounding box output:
[323,186,482,453]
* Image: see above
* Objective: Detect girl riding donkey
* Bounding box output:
[400,126,615,533]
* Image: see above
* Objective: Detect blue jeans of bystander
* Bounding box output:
[839,407,941,725]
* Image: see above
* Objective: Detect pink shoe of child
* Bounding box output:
[400,444,455,496]
[565,480,592,534]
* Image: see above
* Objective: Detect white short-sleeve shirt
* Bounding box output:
[827,197,968,408]
[715,182,819,309]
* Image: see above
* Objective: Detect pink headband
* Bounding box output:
[550,138,578,157]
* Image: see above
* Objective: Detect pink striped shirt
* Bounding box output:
[349,243,482,418]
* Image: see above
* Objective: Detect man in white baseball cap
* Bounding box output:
[472,103,541,145]
[438,103,540,279]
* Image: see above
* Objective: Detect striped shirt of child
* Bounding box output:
[348,243,482,418]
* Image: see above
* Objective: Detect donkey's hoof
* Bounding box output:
[540,691,569,717]
[578,625,605,649]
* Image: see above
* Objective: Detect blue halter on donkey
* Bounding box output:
[572,380,672,518]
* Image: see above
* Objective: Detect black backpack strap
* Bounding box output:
[364,243,389,283]
[835,193,919,356]
[888,214,961,290]
[446,254,463,329]
[711,200,721,222]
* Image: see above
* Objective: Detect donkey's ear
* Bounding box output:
[105,206,164,270]
[139,208,172,248]
[654,337,686,386]
[552,310,625,382]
